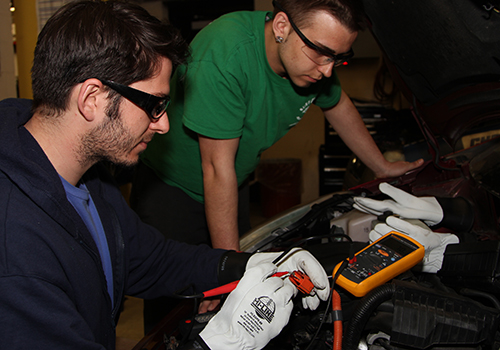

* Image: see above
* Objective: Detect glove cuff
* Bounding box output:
[435,197,474,232]
[218,251,252,285]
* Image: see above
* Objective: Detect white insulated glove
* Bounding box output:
[370,216,459,273]
[246,248,329,310]
[353,182,444,226]
[199,263,297,350]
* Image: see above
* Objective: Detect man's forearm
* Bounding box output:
[199,136,241,250]
[324,91,423,178]
[334,115,389,176]
[203,172,240,250]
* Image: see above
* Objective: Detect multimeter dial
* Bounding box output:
[342,241,408,283]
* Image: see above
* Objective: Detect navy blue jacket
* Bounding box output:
[0,99,226,349]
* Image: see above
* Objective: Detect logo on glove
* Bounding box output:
[251,296,275,323]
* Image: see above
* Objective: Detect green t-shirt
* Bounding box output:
[142,11,342,203]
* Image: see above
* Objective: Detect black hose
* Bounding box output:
[343,284,397,350]
[460,288,500,310]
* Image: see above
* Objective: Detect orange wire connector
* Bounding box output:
[289,270,315,295]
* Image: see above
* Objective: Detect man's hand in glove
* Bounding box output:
[199,263,297,350]
[371,216,459,273]
[246,248,329,310]
[354,182,443,226]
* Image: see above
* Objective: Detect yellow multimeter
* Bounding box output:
[332,231,425,297]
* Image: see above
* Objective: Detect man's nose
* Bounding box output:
[317,61,335,78]
[150,113,170,134]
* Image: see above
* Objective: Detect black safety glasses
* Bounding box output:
[100,79,170,120]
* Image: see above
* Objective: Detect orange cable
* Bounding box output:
[332,289,342,350]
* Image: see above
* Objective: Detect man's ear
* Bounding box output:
[272,11,292,41]
[77,78,105,122]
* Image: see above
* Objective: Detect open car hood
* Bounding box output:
[362,0,500,151]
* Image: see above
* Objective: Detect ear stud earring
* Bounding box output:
[275,36,284,43]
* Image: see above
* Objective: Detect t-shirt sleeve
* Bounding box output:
[182,59,247,140]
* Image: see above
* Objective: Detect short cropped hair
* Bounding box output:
[31,0,189,117]
[273,0,365,33]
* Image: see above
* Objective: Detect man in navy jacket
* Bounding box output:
[0,1,329,349]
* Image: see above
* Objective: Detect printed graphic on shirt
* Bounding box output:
[289,97,316,128]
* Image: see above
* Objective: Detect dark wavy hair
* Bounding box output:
[31,0,189,117]
[273,0,366,33]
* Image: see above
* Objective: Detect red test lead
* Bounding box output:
[202,271,314,298]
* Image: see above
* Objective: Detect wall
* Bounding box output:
[12,0,37,99]
[0,0,17,100]
[254,0,272,11]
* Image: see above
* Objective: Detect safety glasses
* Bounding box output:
[100,79,170,120]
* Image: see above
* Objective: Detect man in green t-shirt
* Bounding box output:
[131,0,423,331]
[133,0,423,253]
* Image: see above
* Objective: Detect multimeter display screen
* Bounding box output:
[340,234,419,284]
[379,235,418,256]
